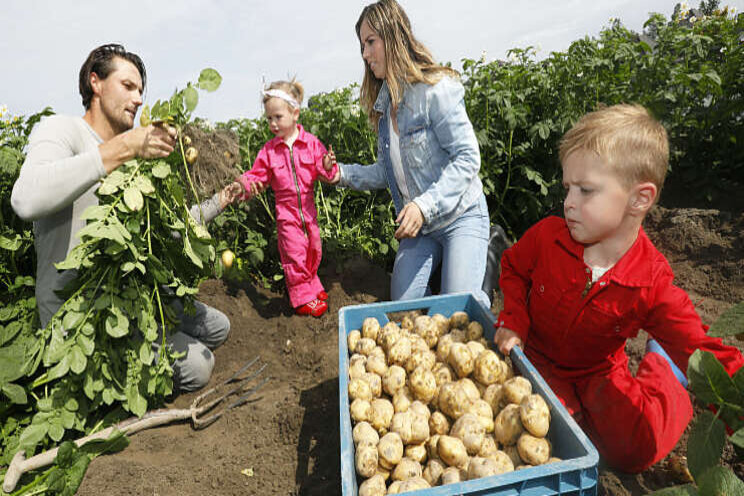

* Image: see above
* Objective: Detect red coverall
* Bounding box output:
[497,216,744,472]
[239,125,337,308]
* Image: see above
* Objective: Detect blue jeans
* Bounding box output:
[391,194,490,308]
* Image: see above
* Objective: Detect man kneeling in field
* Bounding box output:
[11,43,234,392]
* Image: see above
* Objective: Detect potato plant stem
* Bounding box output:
[177,130,203,221]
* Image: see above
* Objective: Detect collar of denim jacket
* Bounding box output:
[373,80,390,113]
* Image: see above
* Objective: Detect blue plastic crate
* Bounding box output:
[338,293,599,496]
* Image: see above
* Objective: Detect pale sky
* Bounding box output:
[2,1,741,122]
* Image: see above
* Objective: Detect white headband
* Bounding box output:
[262,89,299,109]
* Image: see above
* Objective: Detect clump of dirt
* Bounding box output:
[182,124,241,199]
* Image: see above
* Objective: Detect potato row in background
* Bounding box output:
[346,311,559,496]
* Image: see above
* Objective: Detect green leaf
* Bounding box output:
[707,302,744,337]
[80,205,110,221]
[55,244,87,270]
[0,234,23,251]
[46,354,71,382]
[105,308,130,338]
[184,86,199,112]
[79,429,130,456]
[139,340,154,365]
[49,421,65,442]
[60,408,75,429]
[134,175,155,195]
[0,304,20,321]
[76,333,95,356]
[687,410,726,481]
[2,383,28,404]
[18,422,48,452]
[123,186,144,211]
[730,427,744,449]
[0,320,22,346]
[67,452,92,489]
[183,236,204,269]
[696,466,744,496]
[55,440,75,468]
[197,68,222,92]
[62,310,84,330]
[70,345,87,374]
[97,181,118,195]
[127,387,147,417]
[64,396,79,412]
[705,70,722,86]
[687,350,742,407]
[152,162,171,179]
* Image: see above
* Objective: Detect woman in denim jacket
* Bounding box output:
[324,0,490,306]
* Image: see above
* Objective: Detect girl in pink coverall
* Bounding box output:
[237,80,337,317]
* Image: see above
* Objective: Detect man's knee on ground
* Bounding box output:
[175,347,215,393]
[201,306,231,349]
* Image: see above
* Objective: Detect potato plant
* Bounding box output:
[346,312,557,493]
[0,69,224,487]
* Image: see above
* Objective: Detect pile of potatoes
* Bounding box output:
[346,311,559,495]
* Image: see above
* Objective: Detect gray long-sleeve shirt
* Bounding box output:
[11,115,221,327]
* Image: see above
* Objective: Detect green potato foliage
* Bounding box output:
[0,70,223,487]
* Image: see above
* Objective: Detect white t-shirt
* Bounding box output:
[591,265,613,283]
[389,113,411,203]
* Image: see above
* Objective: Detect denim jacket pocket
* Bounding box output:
[399,127,431,169]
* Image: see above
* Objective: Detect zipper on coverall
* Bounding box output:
[288,145,308,237]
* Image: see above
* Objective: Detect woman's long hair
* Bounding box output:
[356,0,459,131]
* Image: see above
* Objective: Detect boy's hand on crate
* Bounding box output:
[494,325,522,356]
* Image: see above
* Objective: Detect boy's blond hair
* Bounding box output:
[559,104,669,197]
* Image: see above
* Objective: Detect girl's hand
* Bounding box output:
[219,181,244,209]
[318,169,341,185]
[394,202,424,240]
[243,181,266,198]
[493,326,523,356]
[323,145,337,171]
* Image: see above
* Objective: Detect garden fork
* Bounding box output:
[2,356,268,493]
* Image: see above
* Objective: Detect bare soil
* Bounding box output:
[74,206,744,496]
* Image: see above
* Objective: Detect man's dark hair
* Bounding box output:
[78,43,146,109]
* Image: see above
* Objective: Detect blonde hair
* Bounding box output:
[262,79,304,107]
[559,104,669,196]
[356,0,459,131]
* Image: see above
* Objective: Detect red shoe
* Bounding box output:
[317,291,328,301]
[295,298,328,317]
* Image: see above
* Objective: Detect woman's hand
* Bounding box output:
[219,181,244,209]
[394,202,424,239]
[493,326,523,356]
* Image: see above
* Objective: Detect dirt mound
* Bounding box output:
[182,124,241,200]
[645,206,744,304]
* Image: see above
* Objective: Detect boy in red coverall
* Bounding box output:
[493,104,744,472]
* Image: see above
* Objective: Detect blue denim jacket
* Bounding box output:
[339,76,483,234]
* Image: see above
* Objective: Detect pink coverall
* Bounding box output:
[239,125,337,308]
